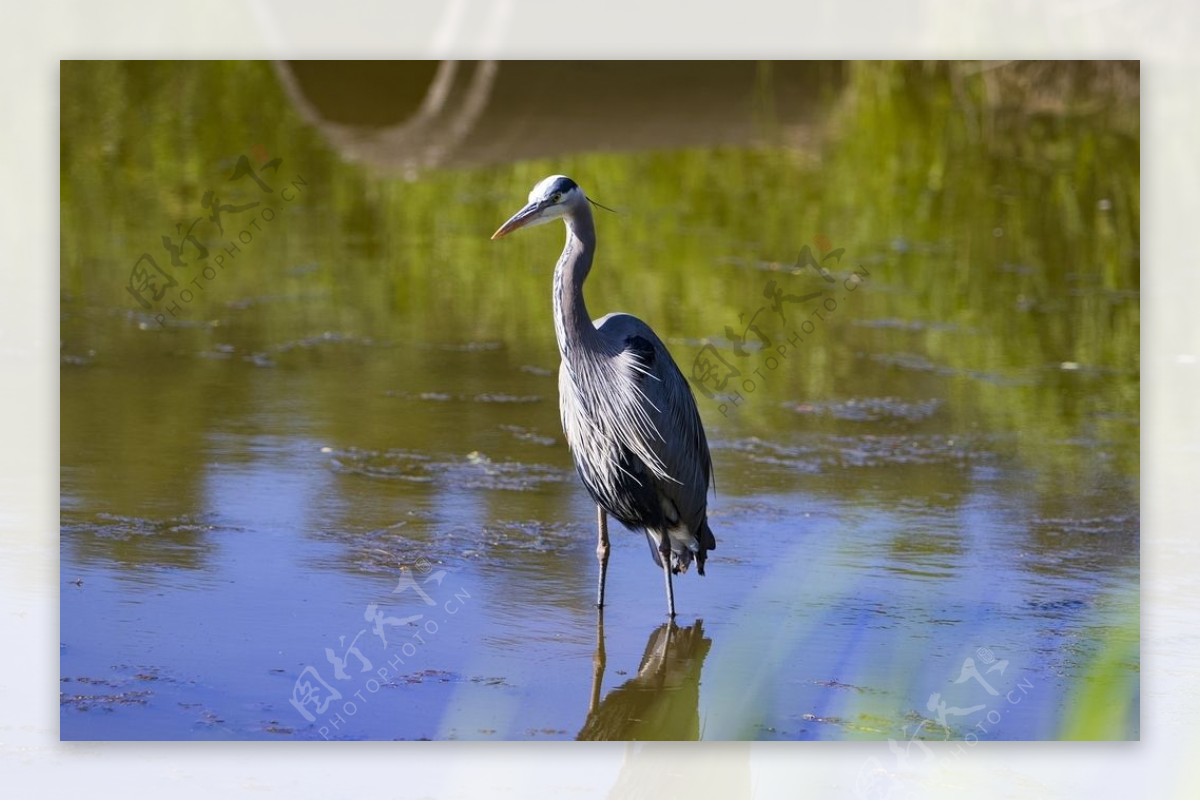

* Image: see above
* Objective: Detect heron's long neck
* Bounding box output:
[553,202,599,360]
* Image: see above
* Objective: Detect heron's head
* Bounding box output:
[491,175,584,239]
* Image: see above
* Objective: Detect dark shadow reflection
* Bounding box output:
[273,61,839,176]
[577,617,712,741]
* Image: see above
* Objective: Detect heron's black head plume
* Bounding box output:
[588,197,618,215]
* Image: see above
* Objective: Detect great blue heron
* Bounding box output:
[492,175,716,618]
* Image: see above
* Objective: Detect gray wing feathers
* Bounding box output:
[593,314,713,532]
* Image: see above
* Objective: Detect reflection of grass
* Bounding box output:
[704,513,1140,740]
[62,58,1139,523]
[829,60,1139,492]
[1059,592,1139,739]
[61,59,1139,494]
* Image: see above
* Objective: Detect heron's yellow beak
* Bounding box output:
[491,201,543,240]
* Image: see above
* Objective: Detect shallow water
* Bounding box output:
[60,61,1139,741]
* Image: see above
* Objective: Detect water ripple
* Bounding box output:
[327,447,569,491]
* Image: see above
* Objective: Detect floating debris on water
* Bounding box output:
[429,341,504,352]
[500,424,557,446]
[327,447,569,491]
[60,690,152,712]
[853,317,963,332]
[721,433,994,473]
[783,396,943,424]
[272,331,380,354]
[245,352,276,368]
[1032,513,1138,537]
[61,349,97,366]
[472,393,542,404]
[386,391,543,404]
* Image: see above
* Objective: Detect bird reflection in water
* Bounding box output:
[577,618,712,741]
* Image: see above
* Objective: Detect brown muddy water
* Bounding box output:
[60,61,1139,741]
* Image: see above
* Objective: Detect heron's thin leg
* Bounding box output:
[588,610,606,715]
[596,506,610,609]
[659,538,676,618]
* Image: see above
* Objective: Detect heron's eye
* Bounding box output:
[551,192,562,203]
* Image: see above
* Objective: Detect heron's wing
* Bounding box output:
[593,313,714,533]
